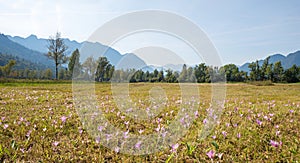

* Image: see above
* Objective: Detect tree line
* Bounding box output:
[0,32,299,83]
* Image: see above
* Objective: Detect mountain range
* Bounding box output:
[239,51,300,72]
[6,34,147,69]
[1,33,300,72]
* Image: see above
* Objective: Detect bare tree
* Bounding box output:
[47,32,68,79]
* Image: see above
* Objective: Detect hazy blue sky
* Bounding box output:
[1,0,300,65]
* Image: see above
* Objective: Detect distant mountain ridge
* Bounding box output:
[2,33,300,72]
[239,51,300,72]
[7,34,146,68]
[0,34,54,70]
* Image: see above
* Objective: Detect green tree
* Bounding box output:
[194,63,207,83]
[265,63,273,81]
[0,60,16,77]
[187,67,195,82]
[261,56,270,80]
[95,57,113,82]
[158,70,164,82]
[68,49,81,79]
[43,69,53,79]
[178,64,188,82]
[219,64,240,82]
[273,61,284,82]
[284,65,299,83]
[248,60,261,81]
[165,69,177,83]
[58,68,68,80]
[82,56,97,80]
[46,32,68,79]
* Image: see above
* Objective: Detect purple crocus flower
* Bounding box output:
[237,133,241,139]
[135,141,142,149]
[53,141,59,146]
[3,124,8,129]
[61,116,67,123]
[98,125,104,131]
[256,119,262,126]
[95,137,100,144]
[170,143,179,153]
[194,111,199,118]
[206,150,215,159]
[222,131,227,137]
[270,140,282,147]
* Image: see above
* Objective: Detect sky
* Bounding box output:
[1,0,300,66]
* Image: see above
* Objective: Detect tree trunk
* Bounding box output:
[55,63,58,80]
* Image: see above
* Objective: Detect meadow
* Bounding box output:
[0,82,299,162]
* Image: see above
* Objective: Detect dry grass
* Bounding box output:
[0,82,299,162]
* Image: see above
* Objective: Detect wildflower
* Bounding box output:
[289,110,294,113]
[43,127,47,131]
[234,107,238,112]
[157,118,162,123]
[138,129,144,134]
[233,123,238,127]
[206,150,215,159]
[270,140,282,147]
[237,133,241,139]
[3,124,8,129]
[276,130,280,136]
[135,141,142,149]
[212,135,216,139]
[256,119,262,126]
[226,123,230,127]
[114,146,120,153]
[217,153,223,159]
[95,137,100,144]
[194,111,199,118]
[124,121,129,126]
[79,129,83,134]
[275,125,279,129]
[20,148,25,153]
[180,117,185,125]
[222,131,227,137]
[170,143,179,153]
[161,131,167,137]
[53,141,59,146]
[1,117,5,121]
[203,118,207,124]
[61,116,67,123]
[123,131,129,139]
[26,130,32,138]
[98,126,104,131]
[106,134,112,141]
[155,125,161,132]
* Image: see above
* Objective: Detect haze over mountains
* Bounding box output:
[1,33,299,72]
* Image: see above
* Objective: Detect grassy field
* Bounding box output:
[0,82,299,162]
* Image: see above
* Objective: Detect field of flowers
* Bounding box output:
[0,82,299,162]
